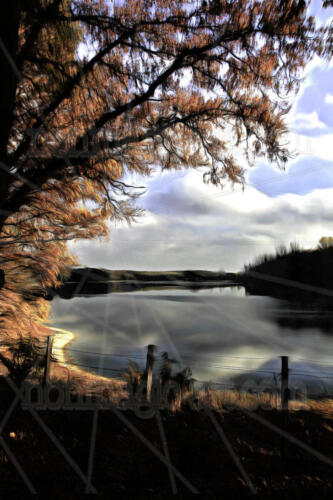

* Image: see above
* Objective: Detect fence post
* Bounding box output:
[43,336,53,387]
[145,344,156,402]
[281,356,289,462]
[281,356,289,411]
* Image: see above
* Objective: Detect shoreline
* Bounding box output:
[42,325,123,388]
[49,268,243,299]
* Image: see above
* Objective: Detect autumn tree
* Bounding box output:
[322,0,333,56]
[318,236,333,249]
[0,0,329,339]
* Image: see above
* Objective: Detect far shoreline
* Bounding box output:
[49,268,243,299]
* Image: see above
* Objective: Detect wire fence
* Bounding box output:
[2,338,333,388]
[47,343,333,385]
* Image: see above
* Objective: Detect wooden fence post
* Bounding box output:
[43,336,53,387]
[281,356,289,462]
[281,356,289,411]
[145,344,156,402]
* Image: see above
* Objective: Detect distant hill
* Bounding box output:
[243,246,333,303]
[68,268,239,282]
[49,268,242,299]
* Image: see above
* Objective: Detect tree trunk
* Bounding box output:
[0,0,20,214]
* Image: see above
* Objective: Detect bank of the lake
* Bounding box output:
[243,246,333,304]
[49,268,242,298]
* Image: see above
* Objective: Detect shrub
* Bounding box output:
[0,334,52,386]
[318,236,333,250]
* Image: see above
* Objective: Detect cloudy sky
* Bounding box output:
[70,0,333,272]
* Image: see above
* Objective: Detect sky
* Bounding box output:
[70,0,333,272]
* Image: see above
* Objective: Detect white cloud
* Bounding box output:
[290,132,333,161]
[70,166,333,273]
[325,93,333,104]
[291,111,327,130]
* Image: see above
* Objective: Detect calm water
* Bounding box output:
[50,284,333,395]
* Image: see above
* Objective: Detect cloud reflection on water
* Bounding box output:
[51,286,333,393]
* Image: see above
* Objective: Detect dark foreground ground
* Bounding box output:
[1,389,333,498]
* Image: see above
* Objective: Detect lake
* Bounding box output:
[50,283,333,396]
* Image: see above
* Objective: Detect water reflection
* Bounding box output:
[51,285,333,395]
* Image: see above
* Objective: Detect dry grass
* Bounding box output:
[90,382,333,414]
[191,389,333,413]
[2,333,333,415]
